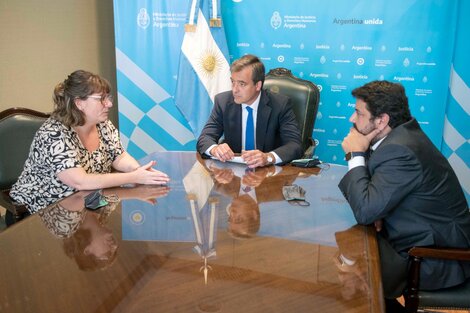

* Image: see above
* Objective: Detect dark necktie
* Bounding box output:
[245,106,254,150]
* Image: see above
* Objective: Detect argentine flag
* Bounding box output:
[441,0,470,203]
[174,0,232,138]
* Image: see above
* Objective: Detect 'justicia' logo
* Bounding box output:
[137,8,150,29]
[271,11,282,29]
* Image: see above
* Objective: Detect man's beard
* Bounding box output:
[353,122,375,136]
[353,123,381,145]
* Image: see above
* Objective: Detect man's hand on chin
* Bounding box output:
[342,128,380,153]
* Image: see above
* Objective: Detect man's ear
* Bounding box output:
[255,81,262,92]
[375,113,390,131]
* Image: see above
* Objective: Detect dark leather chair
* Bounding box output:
[404,246,470,312]
[0,107,49,225]
[263,68,320,159]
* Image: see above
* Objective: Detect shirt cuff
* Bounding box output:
[348,156,366,171]
[271,151,282,165]
[205,144,218,157]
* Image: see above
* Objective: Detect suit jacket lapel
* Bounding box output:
[256,91,271,150]
[227,100,243,152]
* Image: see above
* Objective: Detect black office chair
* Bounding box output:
[263,68,320,159]
[404,246,470,312]
[0,107,49,225]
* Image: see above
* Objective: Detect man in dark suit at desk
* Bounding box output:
[338,80,470,313]
[197,54,302,168]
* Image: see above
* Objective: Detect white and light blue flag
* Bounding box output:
[441,0,470,203]
[174,0,232,137]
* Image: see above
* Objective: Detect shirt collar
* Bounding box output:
[371,136,387,151]
[242,92,261,111]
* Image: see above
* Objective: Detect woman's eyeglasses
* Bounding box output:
[87,94,114,104]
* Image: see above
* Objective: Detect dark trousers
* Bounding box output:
[377,233,409,299]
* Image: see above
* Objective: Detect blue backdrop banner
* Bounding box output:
[114,0,469,200]
[222,0,457,164]
[441,0,470,202]
[114,0,196,160]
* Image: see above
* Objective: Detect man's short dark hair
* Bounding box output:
[230,54,265,86]
[352,80,412,128]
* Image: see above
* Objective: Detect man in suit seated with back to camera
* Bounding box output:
[197,54,302,168]
[338,80,470,313]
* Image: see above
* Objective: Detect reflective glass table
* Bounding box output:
[0,152,384,313]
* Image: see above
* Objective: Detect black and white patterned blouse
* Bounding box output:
[10,117,124,213]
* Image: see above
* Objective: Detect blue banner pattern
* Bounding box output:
[441,0,470,202]
[114,0,196,160]
[222,0,458,164]
[114,1,469,201]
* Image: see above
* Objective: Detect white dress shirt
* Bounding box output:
[206,92,281,164]
[347,136,387,171]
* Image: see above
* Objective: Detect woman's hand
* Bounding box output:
[133,161,170,185]
[58,160,170,190]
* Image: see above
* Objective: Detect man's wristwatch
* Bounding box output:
[266,153,274,164]
[345,151,366,161]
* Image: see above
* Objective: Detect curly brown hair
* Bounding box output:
[52,70,111,127]
[352,80,411,129]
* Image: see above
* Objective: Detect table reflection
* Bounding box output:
[39,191,118,270]
[334,225,371,301]
[121,152,356,246]
[0,152,383,313]
[39,185,170,271]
